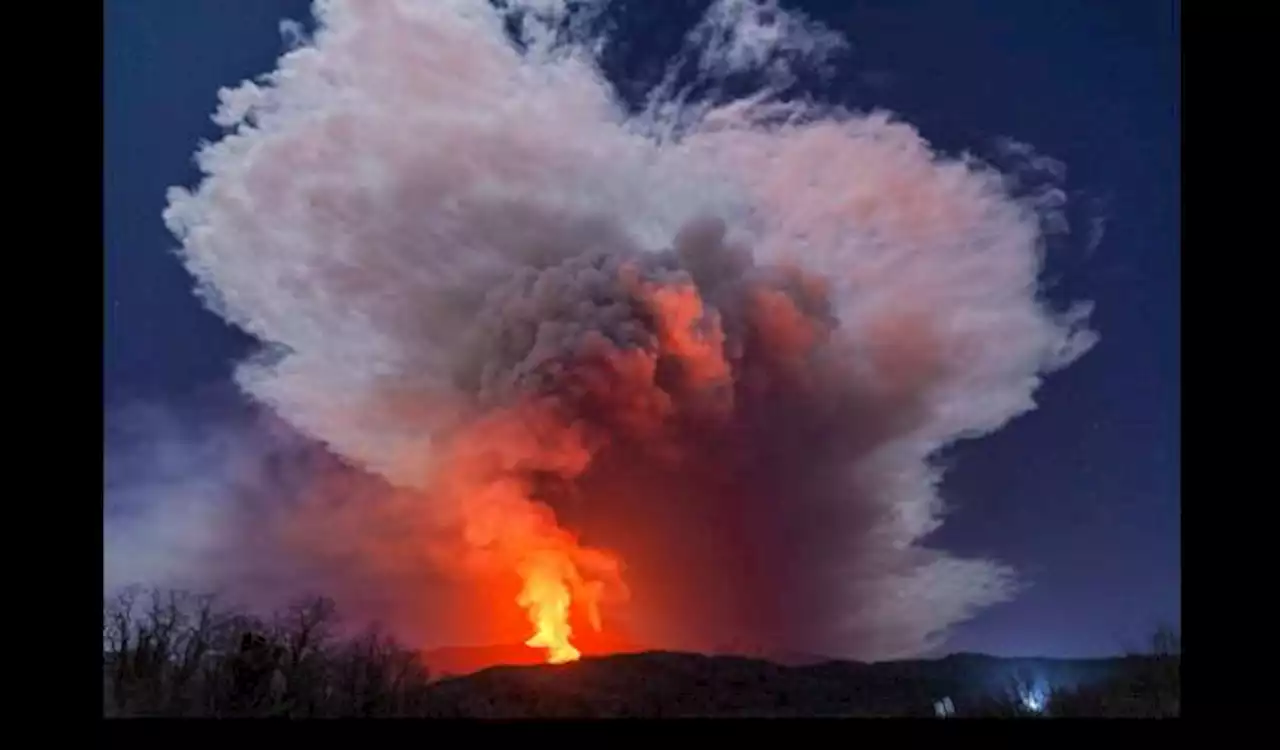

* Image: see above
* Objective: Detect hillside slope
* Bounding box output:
[417,650,1128,717]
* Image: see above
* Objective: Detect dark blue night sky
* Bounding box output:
[104,0,1179,658]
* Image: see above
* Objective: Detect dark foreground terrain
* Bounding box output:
[103,590,1179,717]
[419,650,1174,717]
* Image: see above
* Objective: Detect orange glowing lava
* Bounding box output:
[513,540,613,664]
[517,553,582,663]
[441,404,624,665]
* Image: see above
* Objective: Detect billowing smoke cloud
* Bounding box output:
[109,0,1097,662]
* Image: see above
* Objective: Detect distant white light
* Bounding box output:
[934,696,955,717]
[1019,686,1047,713]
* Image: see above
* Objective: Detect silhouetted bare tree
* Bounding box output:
[103,588,432,717]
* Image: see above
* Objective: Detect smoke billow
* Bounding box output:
[111,0,1097,661]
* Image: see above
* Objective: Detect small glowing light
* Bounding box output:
[934,696,955,717]
[1019,687,1047,713]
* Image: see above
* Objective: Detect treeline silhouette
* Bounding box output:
[103,588,432,717]
[103,587,1178,718]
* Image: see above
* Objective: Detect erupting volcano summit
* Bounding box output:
[159,0,1096,664]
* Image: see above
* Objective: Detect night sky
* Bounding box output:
[104,0,1179,659]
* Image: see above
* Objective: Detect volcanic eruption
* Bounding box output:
[125,0,1098,668]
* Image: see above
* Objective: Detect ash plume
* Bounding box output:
[110,0,1097,661]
